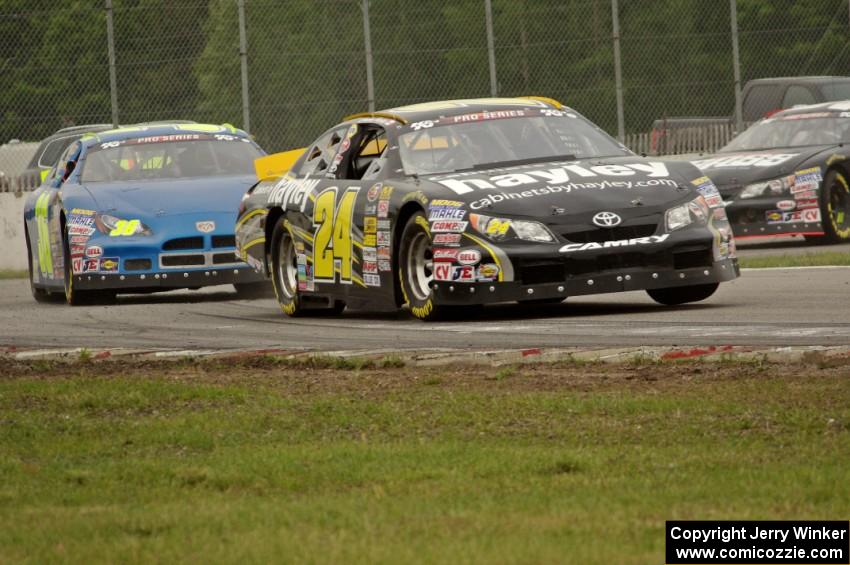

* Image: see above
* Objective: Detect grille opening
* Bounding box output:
[212,235,236,248]
[673,247,713,270]
[161,254,205,267]
[124,259,152,271]
[563,224,657,244]
[163,237,204,251]
[566,252,671,276]
[519,262,565,285]
[212,252,239,265]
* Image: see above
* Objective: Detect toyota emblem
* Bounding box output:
[592,211,622,228]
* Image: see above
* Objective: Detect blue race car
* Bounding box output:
[23,122,269,305]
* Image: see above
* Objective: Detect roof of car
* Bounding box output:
[747,76,850,85]
[345,97,565,124]
[78,123,248,145]
[771,100,850,117]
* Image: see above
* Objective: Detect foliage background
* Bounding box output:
[2,0,849,152]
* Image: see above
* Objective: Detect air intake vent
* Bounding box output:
[124,259,152,271]
[161,254,205,267]
[212,252,239,265]
[563,224,657,244]
[163,237,204,251]
[212,235,236,248]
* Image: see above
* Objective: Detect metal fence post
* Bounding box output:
[611,0,625,141]
[730,0,744,133]
[237,0,250,133]
[362,0,375,112]
[105,0,119,127]
[484,0,498,96]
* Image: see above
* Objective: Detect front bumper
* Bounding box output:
[433,258,738,305]
[725,197,823,237]
[72,264,264,291]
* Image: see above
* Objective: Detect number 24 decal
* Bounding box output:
[313,187,359,283]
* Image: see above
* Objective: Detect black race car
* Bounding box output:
[235,97,739,320]
[693,101,850,242]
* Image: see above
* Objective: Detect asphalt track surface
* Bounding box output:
[2,262,849,350]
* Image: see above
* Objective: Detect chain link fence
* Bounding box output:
[2,0,850,192]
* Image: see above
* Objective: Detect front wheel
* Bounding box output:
[646,283,719,306]
[398,211,445,321]
[820,169,850,243]
[62,231,115,306]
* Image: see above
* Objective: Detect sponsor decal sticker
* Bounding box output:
[457,249,481,265]
[72,258,83,274]
[363,261,378,274]
[776,200,796,211]
[378,260,391,272]
[794,190,818,200]
[377,247,391,260]
[363,273,381,287]
[377,200,390,218]
[70,208,95,216]
[83,258,100,272]
[430,199,464,207]
[431,220,468,233]
[704,194,723,208]
[367,183,382,202]
[434,263,453,281]
[802,208,821,222]
[363,247,377,261]
[85,245,103,258]
[477,263,499,281]
[692,153,799,170]
[793,167,823,192]
[68,224,95,236]
[70,244,86,257]
[364,204,377,215]
[364,217,377,234]
[559,234,670,253]
[433,249,459,261]
[377,231,391,246]
[363,234,377,247]
[380,186,394,200]
[795,198,819,209]
[433,233,462,245]
[429,207,466,221]
[100,257,119,272]
[377,219,391,230]
[713,208,728,220]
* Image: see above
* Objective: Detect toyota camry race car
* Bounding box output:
[24,123,269,304]
[235,97,739,321]
[693,101,850,243]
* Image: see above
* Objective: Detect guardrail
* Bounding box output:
[626,122,736,157]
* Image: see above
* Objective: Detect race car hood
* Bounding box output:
[80,175,257,217]
[691,146,834,191]
[421,156,700,217]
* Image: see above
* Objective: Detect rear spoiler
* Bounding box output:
[253,148,306,180]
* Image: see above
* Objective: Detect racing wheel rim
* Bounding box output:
[406,230,433,302]
[276,231,298,300]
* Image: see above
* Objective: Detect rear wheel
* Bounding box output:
[269,217,344,317]
[25,231,62,304]
[647,283,719,306]
[821,169,850,243]
[399,211,445,321]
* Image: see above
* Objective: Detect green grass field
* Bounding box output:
[0,270,27,280]
[1,357,848,563]
[738,251,850,269]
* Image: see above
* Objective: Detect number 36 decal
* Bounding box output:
[313,187,359,283]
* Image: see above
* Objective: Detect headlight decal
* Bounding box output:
[665,196,710,232]
[468,213,555,243]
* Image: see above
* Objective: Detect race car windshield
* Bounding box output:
[80,138,262,182]
[398,114,629,176]
[721,115,850,152]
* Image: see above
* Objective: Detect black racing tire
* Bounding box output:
[398,211,446,321]
[269,216,345,317]
[646,283,719,306]
[820,168,850,244]
[233,281,275,299]
[25,231,62,304]
[62,229,115,306]
[269,217,307,316]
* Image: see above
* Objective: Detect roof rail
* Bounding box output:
[342,111,409,125]
[520,96,564,109]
